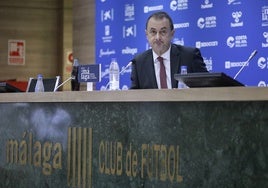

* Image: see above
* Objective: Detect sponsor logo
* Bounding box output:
[196,40,218,48]
[231,11,243,27]
[144,5,163,13]
[262,32,268,48]
[225,60,246,69]
[121,47,138,55]
[197,16,216,29]
[173,38,184,45]
[101,66,110,80]
[170,0,188,11]
[203,57,213,71]
[227,0,241,5]
[258,81,267,87]
[174,22,190,29]
[123,25,137,38]
[257,57,268,69]
[201,0,213,9]
[99,48,116,57]
[102,25,113,43]
[262,6,268,27]
[125,4,135,21]
[121,85,129,90]
[101,9,114,22]
[226,35,247,48]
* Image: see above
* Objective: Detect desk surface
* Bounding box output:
[0,87,268,102]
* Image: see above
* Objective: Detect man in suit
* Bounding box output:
[130,11,208,89]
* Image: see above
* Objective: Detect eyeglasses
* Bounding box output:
[148,29,170,37]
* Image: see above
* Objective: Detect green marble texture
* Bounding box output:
[0,101,267,188]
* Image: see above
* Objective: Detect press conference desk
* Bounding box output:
[1,87,268,102]
[0,88,267,188]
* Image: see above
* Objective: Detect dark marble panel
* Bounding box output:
[0,101,267,188]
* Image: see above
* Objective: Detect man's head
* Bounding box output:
[145,11,175,56]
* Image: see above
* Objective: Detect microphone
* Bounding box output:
[233,50,258,80]
[120,61,132,75]
[54,76,73,91]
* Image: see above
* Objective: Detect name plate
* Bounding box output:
[78,64,101,82]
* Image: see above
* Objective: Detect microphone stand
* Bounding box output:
[54,76,73,91]
[233,50,257,80]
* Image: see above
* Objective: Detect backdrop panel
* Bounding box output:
[95,0,268,90]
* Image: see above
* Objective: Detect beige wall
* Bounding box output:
[73,0,95,65]
[0,0,95,90]
[0,0,58,81]
[0,0,68,82]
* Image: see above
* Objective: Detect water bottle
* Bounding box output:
[35,74,45,92]
[178,65,188,89]
[71,58,80,91]
[109,58,120,90]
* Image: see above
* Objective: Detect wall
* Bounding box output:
[0,0,96,90]
[61,0,73,91]
[73,0,95,65]
[0,0,72,85]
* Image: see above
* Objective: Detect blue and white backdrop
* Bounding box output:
[95,0,268,90]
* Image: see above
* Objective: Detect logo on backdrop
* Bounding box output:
[173,38,185,46]
[170,0,189,11]
[225,60,244,69]
[144,5,163,13]
[121,47,138,55]
[262,32,268,48]
[101,9,114,22]
[196,40,218,48]
[201,0,213,9]
[227,0,242,5]
[226,35,247,48]
[102,25,113,43]
[262,6,268,27]
[124,4,135,21]
[258,57,268,69]
[258,81,267,87]
[123,25,137,38]
[174,22,190,29]
[197,16,217,29]
[231,11,243,27]
[203,57,213,71]
[99,48,116,57]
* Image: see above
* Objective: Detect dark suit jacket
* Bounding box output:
[130,44,208,89]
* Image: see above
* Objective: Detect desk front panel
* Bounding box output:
[0,101,267,188]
